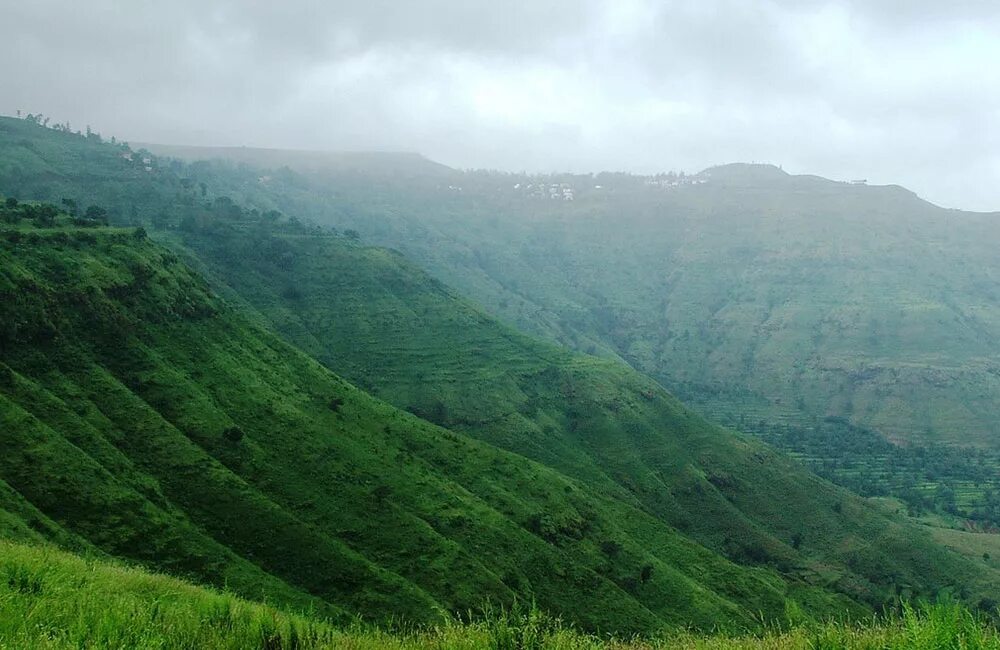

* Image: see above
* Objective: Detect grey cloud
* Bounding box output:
[1,0,998,210]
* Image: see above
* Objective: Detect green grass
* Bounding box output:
[2,116,1000,632]
[0,220,840,633]
[164,218,1000,617]
[2,538,1000,650]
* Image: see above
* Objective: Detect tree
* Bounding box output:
[640,564,654,583]
[600,540,622,557]
[61,198,78,216]
[223,426,244,443]
[84,205,108,224]
[31,204,58,227]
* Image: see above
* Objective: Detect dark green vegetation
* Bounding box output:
[2,538,1000,649]
[168,214,1000,614]
[2,115,1000,633]
[728,415,1000,524]
[268,162,1000,453]
[134,141,1000,524]
[1,215,808,633]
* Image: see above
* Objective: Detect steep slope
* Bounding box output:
[168,219,1000,614]
[318,166,1000,449]
[13,120,1000,455]
[2,538,996,650]
[135,148,1000,518]
[1,117,998,620]
[152,148,1000,452]
[0,220,863,633]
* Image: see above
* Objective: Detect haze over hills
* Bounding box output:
[4,115,1000,638]
[168,148,1000,452]
[5,0,1000,644]
[122,139,1000,522]
[140,143,451,178]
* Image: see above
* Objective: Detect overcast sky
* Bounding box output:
[2,1,999,210]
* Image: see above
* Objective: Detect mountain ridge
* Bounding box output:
[2,115,999,630]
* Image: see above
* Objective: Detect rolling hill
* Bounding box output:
[152,149,1000,453]
[126,144,1000,518]
[1,115,999,630]
[2,217,830,633]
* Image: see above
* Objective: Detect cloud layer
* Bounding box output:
[3,0,999,210]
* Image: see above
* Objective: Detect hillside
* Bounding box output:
[2,218,848,632]
[2,116,1000,626]
[130,147,1000,520]
[136,146,1000,457]
[270,162,1000,453]
[166,218,1000,613]
[3,538,998,649]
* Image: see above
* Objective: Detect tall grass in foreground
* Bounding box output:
[1,539,998,649]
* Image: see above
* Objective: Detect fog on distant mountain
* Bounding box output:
[5,1,1000,209]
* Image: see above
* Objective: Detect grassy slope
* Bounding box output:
[1,118,998,624]
[176,150,1000,450]
[0,224,842,633]
[170,223,1000,615]
[2,538,999,650]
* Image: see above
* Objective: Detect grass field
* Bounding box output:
[2,539,999,650]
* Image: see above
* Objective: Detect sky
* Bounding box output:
[2,1,999,210]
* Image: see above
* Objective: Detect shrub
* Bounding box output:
[600,540,622,557]
[640,564,653,583]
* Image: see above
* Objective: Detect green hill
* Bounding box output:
[152,147,1000,456]
[290,162,1000,453]
[2,218,825,632]
[166,218,1000,613]
[128,146,1000,519]
[3,538,999,650]
[1,116,999,629]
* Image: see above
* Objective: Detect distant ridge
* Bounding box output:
[139,142,454,177]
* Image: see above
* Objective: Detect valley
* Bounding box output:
[2,115,1000,645]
